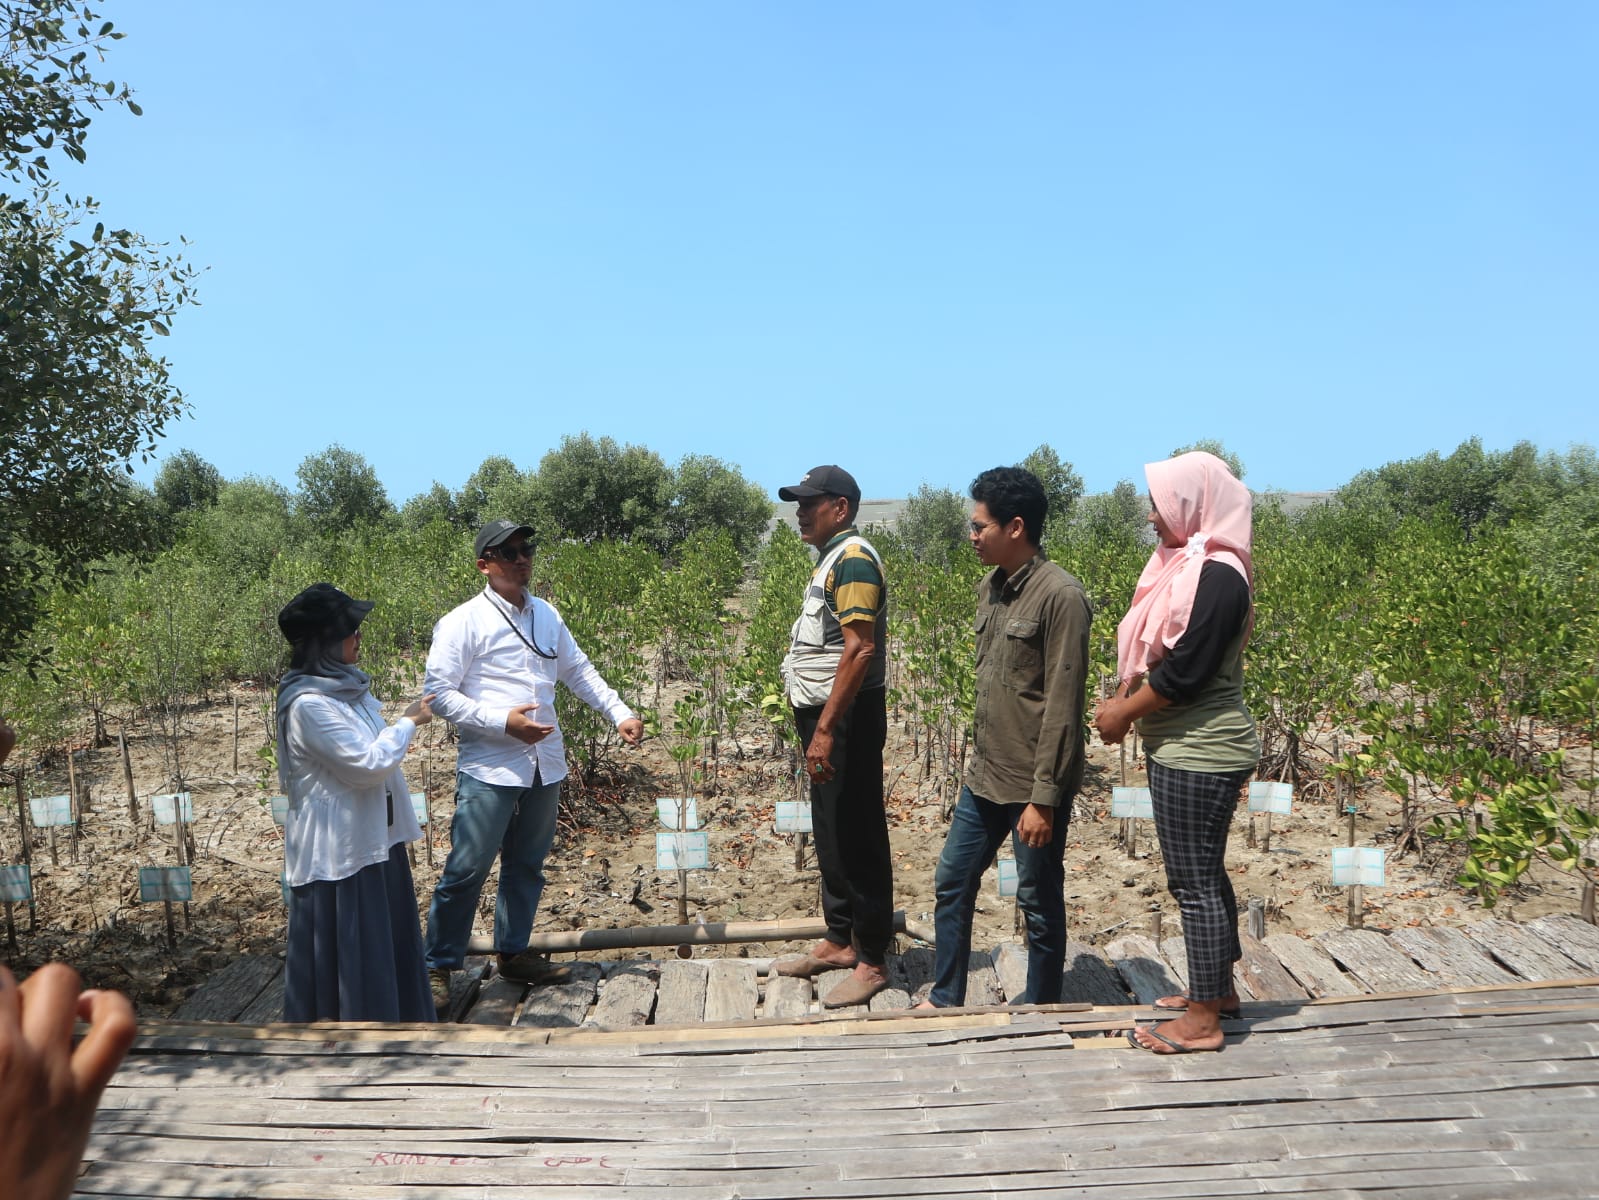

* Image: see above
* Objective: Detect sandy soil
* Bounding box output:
[0,679,1584,1013]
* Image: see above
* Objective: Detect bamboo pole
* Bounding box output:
[119,730,138,825]
[468,910,916,956]
[12,774,27,866]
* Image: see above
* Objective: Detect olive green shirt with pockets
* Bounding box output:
[965,554,1093,809]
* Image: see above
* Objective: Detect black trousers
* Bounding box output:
[794,687,893,965]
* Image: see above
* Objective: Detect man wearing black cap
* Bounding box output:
[772,466,894,1008]
[422,519,643,1014]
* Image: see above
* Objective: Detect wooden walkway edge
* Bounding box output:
[82,978,1599,1199]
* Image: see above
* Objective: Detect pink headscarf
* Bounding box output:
[1114,451,1254,685]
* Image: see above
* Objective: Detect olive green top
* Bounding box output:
[1137,623,1260,773]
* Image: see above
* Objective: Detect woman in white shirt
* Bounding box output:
[275,583,435,1022]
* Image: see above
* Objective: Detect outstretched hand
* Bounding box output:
[403,694,436,727]
[505,703,555,745]
[0,963,137,1200]
[617,717,644,747]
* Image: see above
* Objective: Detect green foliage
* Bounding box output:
[1018,444,1084,535]
[456,454,532,533]
[1171,439,1246,480]
[732,523,813,748]
[294,444,394,536]
[399,482,462,532]
[1,1,197,657]
[896,484,969,566]
[532,433,671,546]
[153,449,223,520]
[661,454,772,557]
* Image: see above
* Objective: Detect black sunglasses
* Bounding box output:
[491,543,534,561]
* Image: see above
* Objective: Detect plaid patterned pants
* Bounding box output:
[1148,759,1253,1002]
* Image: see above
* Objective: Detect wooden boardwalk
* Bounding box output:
[83,977,1599,1198]
[173,911,1599,1028]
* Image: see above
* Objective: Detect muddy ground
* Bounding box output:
[0,682,1584,1014]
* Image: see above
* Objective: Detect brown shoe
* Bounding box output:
[429,968,452,1016]
[497,950,573,985]
[822,970,889,1009]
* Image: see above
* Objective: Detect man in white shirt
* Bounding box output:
[423,519,643,1013]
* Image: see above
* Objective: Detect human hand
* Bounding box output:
[0,963,137,1200]
[804,728,835,785]
[505,703,555,745]
[1093,699,1132,746]
[617,717,643,747]
[1017,803,1054,849]
[403,694,435,727]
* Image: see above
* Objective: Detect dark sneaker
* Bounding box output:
[497,950,573,985]
[429,968,452,1016]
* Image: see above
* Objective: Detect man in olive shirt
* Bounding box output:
[919,466,1092,1008]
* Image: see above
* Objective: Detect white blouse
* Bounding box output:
[281,691,422,887]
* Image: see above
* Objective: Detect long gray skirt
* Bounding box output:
[283,841,435,1023]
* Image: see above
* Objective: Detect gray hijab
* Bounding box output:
[274,644,374,791]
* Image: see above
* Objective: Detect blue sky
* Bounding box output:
[66,2,1598,503]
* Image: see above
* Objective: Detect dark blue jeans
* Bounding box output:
[929,785,1072,1006]
[424,770,561,970]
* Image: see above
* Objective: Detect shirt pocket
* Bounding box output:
[1004,617,1043,687]
[973,608,993,671]
[794,593,830,647]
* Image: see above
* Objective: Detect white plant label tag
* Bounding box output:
[656,797,700,830]
[139,865,193,903]
[1111,786,1154,819]
[655,831,709,871]
[774,800,813,833]
[0,865,32,903]
[151,793,194,825]
[996,858,1019,898]
[28,795,73,828]
[410,791,428,824]
[269,795,289,826]
[1248,781,1294,815]
[1331,846,1385,887]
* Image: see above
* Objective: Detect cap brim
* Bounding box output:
[778,485,826,501]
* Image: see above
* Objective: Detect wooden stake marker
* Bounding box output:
[0,865,32,954]
[138,865,193,948]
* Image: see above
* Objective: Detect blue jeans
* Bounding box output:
[424,770,561,970]
[929,786,1072,1006]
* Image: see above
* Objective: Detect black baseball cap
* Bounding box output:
[778,465,861,504]
[277,583,374,645]
[474,518,535,559]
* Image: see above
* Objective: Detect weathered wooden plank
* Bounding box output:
[171,955,282,1022]
[1315,928,1434,993]
[963,950,1003,1007]
[704,959,759,1023]
[1105,933,1182,1003]
[438,958,490,1024]
[1527,912,1599,974]
[653,958,707,1026]
[515,962,602,1028]
[991,941,1028,1001]
[233,969,285,1024]
[1463,917,1587,981]
[1234,933,1310,1002]
[1059,940,1132,1007]
[1158,934,1190,990]
[762,974,812,1018]
[1262,932,1365,998]
[588,961,658,1028]
[1389,925,1517,988]
[460,974,525,1026]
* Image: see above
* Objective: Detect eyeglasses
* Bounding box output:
[795,494,841,511]
[969,519,999,535]
[492,543,534,561]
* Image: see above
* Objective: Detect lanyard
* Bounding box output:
[482,593,557,660]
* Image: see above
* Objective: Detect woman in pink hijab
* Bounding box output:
[1094,451,1260,1054]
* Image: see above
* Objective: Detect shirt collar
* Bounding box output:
[991,551,1047,597]
[482,583,530,615]
[821,526,860,553]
